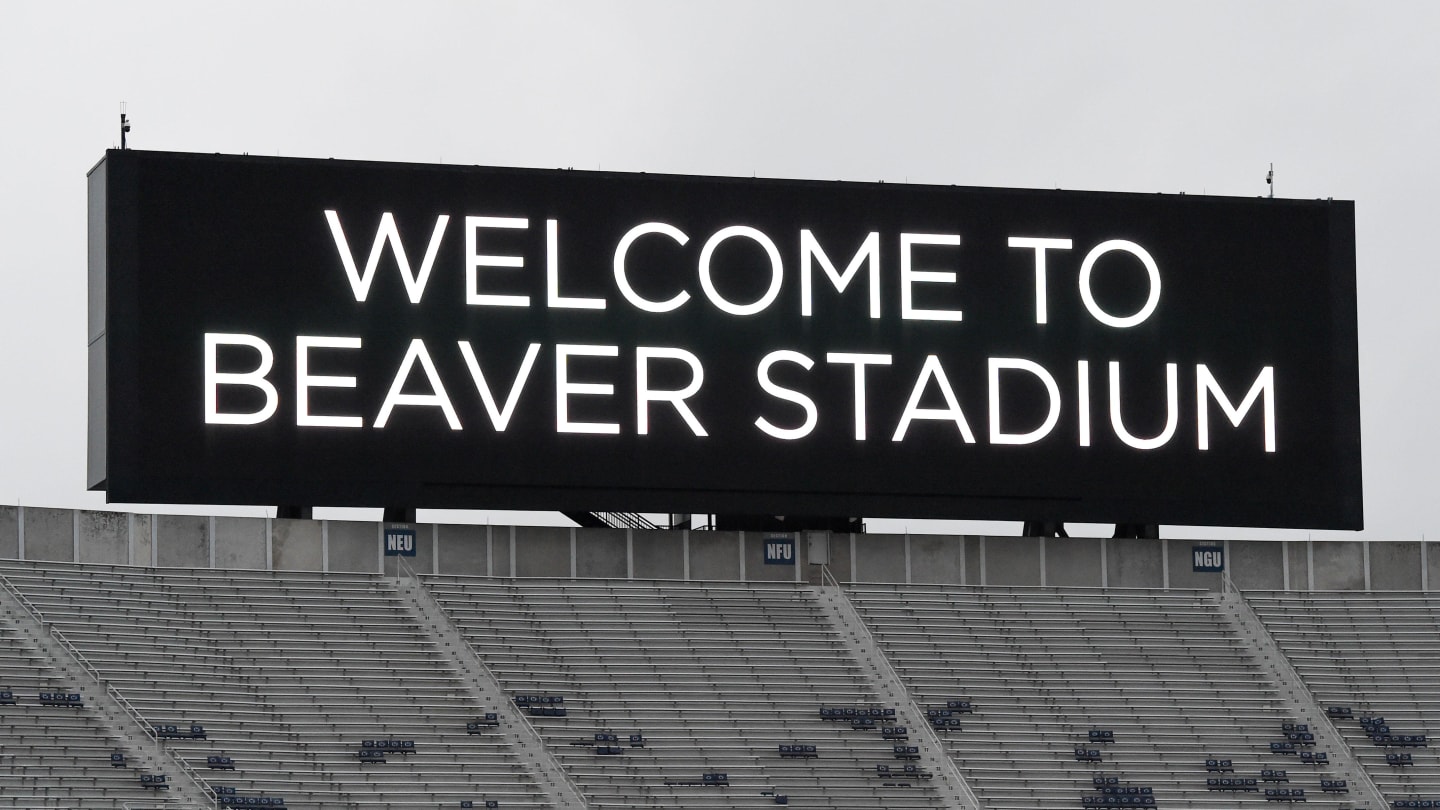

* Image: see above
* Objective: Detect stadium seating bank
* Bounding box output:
[0,545,1438,809]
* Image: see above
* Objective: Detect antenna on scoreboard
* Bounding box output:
[120,102,130,149]
[1266,163,1273,198]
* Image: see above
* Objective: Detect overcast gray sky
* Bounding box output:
[2,2,1434,540]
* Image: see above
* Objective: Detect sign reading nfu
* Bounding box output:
[764,535,796,565]
[87,150,1363,529]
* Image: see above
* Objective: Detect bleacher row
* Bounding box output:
[0,557,1435,810]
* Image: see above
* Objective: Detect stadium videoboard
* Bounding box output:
[87,150,1362,528]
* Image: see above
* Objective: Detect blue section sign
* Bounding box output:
[764,535,796,565]
[384,527,417,557]
[1192,545,1224,572]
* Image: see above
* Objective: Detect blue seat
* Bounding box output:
[467,713,500,733]
[139,774,169,790]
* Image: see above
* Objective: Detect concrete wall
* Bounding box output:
[689,531,741,581]
[24,507,73,561]
[493,526,514,578]
[130,513,152,567]
[853,534,906,583]
[631,530,685,580]
[157,515,208,568]
[4,506,1437,592]
[828,531,855,582]
[1047,537,1104,587]
[1371,541,1422,591]
[576,529,627,580]
[437,524,489,576]
[271,518,322,571]
[214,517,267,570]
[0,507,19,559]
[77,510,129,565]
[1229,540,1285,590]
[514,526,572,578]
[1285,542,1309,590]
[328,521,378,573]
[910,535,964,584]
[986,536,1043,586]
[1311,541,1366,590]
[1108,538,1163,589]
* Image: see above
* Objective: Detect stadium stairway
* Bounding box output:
[1219,590,1388,808]
[812,570,983,810]
[395,575,589,809]
[0,570,204,808]
[1246,591,1440,809]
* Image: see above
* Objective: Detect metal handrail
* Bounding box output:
[108,681,217,806]
[396,554,418,580]
[597,512,662,531]
[407,573,590,807]
[0,571,216,807]
[1222,588,1389,809]
[0,569,45,625]
[819,566,983,810]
